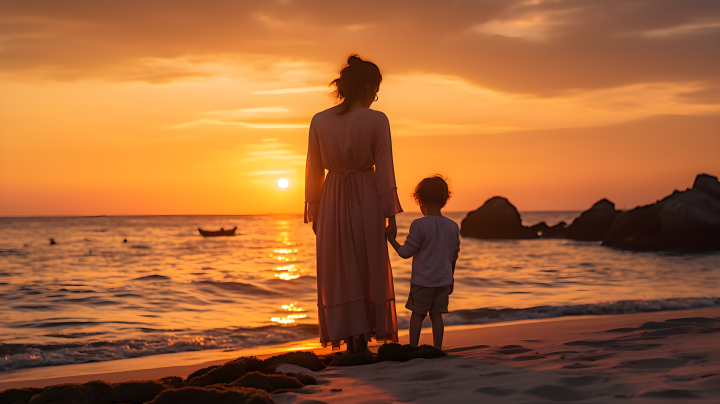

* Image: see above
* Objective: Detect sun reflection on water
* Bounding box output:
[275,273,300,280]
[281,303,304,311]
[270,317,295,324]
[271,302,308,324]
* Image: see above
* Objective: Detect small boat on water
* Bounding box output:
[198,226,238,237]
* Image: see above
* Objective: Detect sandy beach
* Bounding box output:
[3,307,719,403]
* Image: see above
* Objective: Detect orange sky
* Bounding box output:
[1,0,719,216]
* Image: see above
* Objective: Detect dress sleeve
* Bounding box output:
[373,114,403,217]
[304,120,324,223]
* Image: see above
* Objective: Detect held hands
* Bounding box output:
[385,216,397,240]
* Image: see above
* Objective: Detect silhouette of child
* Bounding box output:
[386,175,460,349]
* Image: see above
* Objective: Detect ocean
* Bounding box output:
[1,212,718,372]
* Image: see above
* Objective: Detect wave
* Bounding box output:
[441,297,720,327]
[0,324,317,372]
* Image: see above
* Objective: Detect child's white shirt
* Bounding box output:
[394,216,460,287]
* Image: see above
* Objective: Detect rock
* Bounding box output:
[376,343,446,362]
[0,387,45,404]
[328,352,378,366]
[187,357,266,387]
[262,351,326,372]
[564,199,622,241]
[25,382,115,404]
[145,386,276,404]
[229,371,303,393]
[544,221,568,238]
[282,373,317,386]
[603,174,720,251]
[460,197,537,239]
[114,380,172,404]
[185,365,221,384]
[531,222,568,238]
[529,222,549,237]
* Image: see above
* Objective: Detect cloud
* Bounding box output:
[1,0,718,97]
[247,170,297,176]
[205,107,290,117]
[675,86,720,105]
[252,86,328,95]
[168,119,306,129]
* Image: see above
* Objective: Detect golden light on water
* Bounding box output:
[281,303,304,312]
[272,304,308,324]
[277,178,289,189]
[275,273,300,280]
[270,317,295,324]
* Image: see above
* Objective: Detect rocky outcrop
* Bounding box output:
[460,197,538,239]
[564,199,623,241]
[603,174,720,251]
[530,221,568,238]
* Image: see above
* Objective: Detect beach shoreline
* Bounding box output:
[3,306,719,403]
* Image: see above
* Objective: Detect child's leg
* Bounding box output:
[429,312,444,349]
[409,312,426,346]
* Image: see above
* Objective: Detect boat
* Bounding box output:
[198,226,238,237]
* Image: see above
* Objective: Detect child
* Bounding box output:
[386,175,460,349]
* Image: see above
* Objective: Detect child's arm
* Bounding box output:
[450,231,460,294]
[387,221,422,259]
[449,257,457,294]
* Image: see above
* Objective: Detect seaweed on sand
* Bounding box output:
[377,343,446,362]
[187,357,266,387]
[329,352,379,366]
[262,351,326,372]
[230,371,303,392]
[146,385,276,404]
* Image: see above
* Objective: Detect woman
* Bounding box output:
[305,55,403,353]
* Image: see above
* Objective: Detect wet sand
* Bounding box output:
[3,307,719,403]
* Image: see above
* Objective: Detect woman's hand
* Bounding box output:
[385,216,397,239]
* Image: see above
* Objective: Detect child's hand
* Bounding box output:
[448,283,454,295]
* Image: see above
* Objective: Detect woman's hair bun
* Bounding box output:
[330,54,382,115]
[347,55,363,68]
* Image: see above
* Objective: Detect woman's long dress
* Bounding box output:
[304,107,403,349]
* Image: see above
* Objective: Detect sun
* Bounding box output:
[278,178,289,189]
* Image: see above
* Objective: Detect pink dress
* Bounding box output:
[305,107,403,349]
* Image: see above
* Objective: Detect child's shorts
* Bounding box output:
[405,283,450,315]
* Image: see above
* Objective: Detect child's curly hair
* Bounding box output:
[412,175,452,208]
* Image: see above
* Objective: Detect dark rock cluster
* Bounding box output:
[460,196,537,239]
[1,344,448,404]
[460,173,720,251]
[603,174,720,251]
[0,351,319,404]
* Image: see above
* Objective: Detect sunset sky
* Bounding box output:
[1,0,719,216]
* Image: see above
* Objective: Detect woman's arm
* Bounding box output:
[304,120,324,225]
[373,115,403,218]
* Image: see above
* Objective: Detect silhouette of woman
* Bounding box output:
[305,55,403,353]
